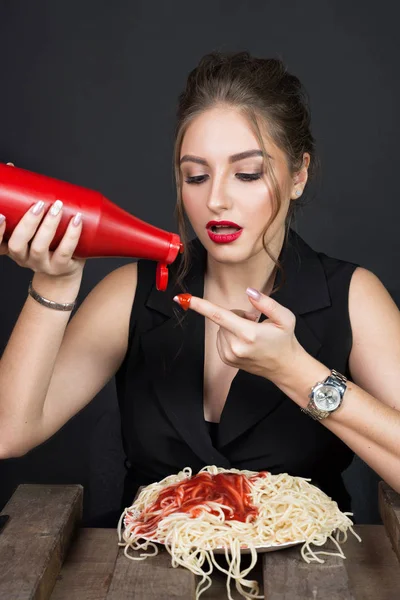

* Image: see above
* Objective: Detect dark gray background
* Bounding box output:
[0,0,398,524]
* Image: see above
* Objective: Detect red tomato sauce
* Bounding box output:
[126,471,269,537]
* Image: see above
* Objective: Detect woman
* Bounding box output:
[0,52,399,526]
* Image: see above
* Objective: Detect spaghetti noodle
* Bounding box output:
[117,466,361,599]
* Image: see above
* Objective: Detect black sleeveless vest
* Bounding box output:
[115,229,359,512]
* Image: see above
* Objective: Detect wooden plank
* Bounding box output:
[345,525,400,600]
[343,524,399,565]
[379,480,400,564]
[201,553,263,600]
[100,484,195,599]
[263,543,355,600]
[51,529,118,600]
[105,545,196,600]
[0,484,82,600]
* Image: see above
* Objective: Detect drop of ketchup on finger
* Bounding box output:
[175,293,192,311]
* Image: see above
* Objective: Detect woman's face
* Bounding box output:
[179,107,301,264]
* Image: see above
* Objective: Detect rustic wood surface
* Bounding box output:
[0,484,82,600]
[263,543,355,600]
[379,480,400,565]
[51,529,119,600]
[344,525,400,600]
[105,544,197,600]
[49,525,400,600]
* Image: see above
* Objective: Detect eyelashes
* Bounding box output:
[184,173,263,185]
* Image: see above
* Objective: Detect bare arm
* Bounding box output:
[0,262,137,457]
[275,267,400,492]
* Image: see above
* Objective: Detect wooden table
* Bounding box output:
[0,482,399,599]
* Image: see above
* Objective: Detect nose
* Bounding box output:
[206,176,233,213]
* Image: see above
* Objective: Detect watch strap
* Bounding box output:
[301,402,330,421]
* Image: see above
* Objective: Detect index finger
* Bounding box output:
[173,293,248,336]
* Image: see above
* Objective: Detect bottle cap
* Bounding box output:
[156,262,168,291]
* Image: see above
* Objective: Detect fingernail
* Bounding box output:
[246,287,261,301]
[50,199,63,216]
[0,214,5,225]
[72,212,82,227]
[173,293,192,310]
[31,201,45,215]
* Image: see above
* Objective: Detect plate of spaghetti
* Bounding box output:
[118,466,361,600]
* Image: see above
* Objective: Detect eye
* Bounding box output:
[184,173,263,185]
[236,173,263,182]
[184,175,208,184]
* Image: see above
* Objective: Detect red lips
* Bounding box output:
[206,220,242,229]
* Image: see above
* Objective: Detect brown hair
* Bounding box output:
[172,50,319,292]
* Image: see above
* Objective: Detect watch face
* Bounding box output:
[314,385,341,411]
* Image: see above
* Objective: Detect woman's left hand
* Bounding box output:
[173,288,304,383]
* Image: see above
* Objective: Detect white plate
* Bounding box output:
[135,535,304,554]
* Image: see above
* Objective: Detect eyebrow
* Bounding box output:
[179,149,271,166]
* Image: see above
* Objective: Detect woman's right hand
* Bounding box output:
[0,181,86,280]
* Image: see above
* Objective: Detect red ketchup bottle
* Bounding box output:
[0,163,183,291]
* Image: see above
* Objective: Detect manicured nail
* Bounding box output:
[246,287,261,301]
[0,214,5,225]
[31,201,45,215]
[50,199,63,216]
[72,212,82,226]
[173,293,192,310]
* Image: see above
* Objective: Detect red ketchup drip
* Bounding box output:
[127,471,269,537]
[175,293,192,311]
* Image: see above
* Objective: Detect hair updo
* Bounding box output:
[173,51,319,291]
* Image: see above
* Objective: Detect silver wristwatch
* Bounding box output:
[301,369,347,421]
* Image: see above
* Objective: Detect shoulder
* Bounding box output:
[287,231,359,310]
[314,245,398,334]
[288,229,359,283]
[102,261,138,291]
[347,267,400,402]
[349,265,390,298]
[315,249,359,281]
[287,232,396,320]
[90,262,138,312]
[348,266,399,339]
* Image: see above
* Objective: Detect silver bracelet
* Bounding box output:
[28,280,77,312]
